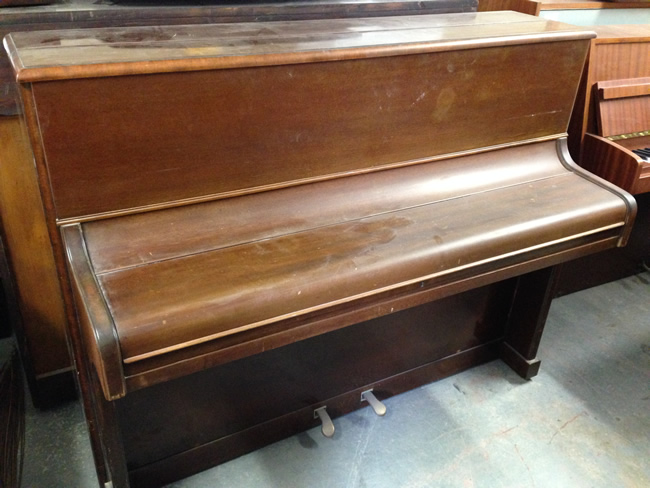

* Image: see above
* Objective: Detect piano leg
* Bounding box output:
[500,267,558,380]
[87,367,129,488]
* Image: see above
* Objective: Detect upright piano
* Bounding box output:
[4,12,636,487]
[582,76,650,195]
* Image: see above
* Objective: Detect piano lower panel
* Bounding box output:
[117,282,514,486]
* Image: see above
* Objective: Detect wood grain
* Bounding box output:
[569,24,650,160]
[478,0,541,15]
[0,0,479,115]
[8,13,638,487]
[0,116,69,376]
[62,224,125,400]
[83,140,566,273]
[598,77,650,100]
[6,13,591,83]
[597,95,650,137]
[30,37,588,220]
[582,133,650,194]
[83,143,627,366]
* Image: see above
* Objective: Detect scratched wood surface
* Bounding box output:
[88,156,626,364]
[0,0,478,115]
[18,22,591,220]
[10,13,638,487]
[6,12,589,81]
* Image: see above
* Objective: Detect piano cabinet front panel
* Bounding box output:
[29,39,588,220]
[115,280,514,481]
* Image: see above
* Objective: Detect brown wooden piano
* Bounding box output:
[4,12,636,488]
[582,76,650,195]
[552,23,650,295]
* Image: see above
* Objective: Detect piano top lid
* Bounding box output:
[4,11,595,83]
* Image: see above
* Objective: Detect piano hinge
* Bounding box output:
[608,130,650,141]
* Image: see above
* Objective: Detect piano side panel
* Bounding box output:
[30,39,589,220]
[582,134,642,193]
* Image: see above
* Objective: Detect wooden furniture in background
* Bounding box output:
[0,0,477,408]
[0,115,72,405]
[569,24,650,161]
[581,77,650,194]
[5,12,636,487]
[478,0,540,14]
[554,24,650,295]
[479,0,650,18]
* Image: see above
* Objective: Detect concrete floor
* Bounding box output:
[15,271,650,488]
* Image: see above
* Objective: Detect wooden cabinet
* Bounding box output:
[568,24,650,161]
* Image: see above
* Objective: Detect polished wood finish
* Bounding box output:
[579,75,650,195]
[554,192,650,295]
[5,12,584,83]
[538,0,650,9]
[595,77,650,137]
[552,24,650,294]
[597,76,650,101]
[7,13,637,487]
[569,23,650,161]
[478,0,541,14]
[120,286,512,487]
[66,227,125,401]
[89,150,623,362]
[0,0,477,115]
[9,14,589,221]
[582,134,650,194]
[478,0,650,14]
[64,140,631,400]
[0,115,73,406]
[0,0,476,406]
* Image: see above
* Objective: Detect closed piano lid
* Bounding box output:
[4,12,595,82]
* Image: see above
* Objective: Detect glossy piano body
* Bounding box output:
[5,12,635,487]
[582,76,650,194]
